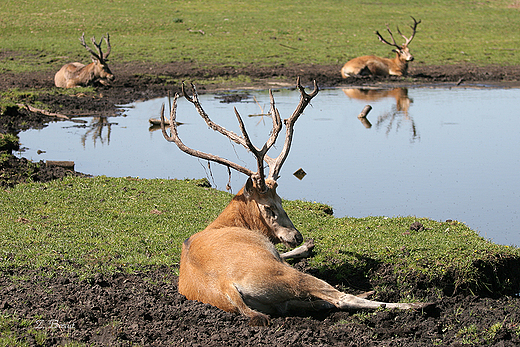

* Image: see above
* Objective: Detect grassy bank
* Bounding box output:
[1,176,519,297]
[1,0,519,73]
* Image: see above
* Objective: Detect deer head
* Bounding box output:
[376,16,421,63]
[160,78,318,247]
[79,32,114,85]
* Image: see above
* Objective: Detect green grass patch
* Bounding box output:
[1,176,519,296]
[1,0,519,73]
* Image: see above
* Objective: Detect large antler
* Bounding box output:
[160,78,318,191]
[265,79,318,181]
[376,25,399,49]
[79,32,111,61]
[376,16,421,48]
[397,16,421,46]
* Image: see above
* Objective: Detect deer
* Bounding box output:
[54,33,114,88]
[341,17,421,78]
[160,78,432,326]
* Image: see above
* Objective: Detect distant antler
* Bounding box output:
[376,16,421,48]
[160,78,318,191]
[397,16,421,46]
[79,32,110,61]
[376,24,399,48]
[102,33,111,60]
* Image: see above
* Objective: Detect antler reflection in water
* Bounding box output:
[343,87,419,141]
[375,106,419,142]
[81,116,113,147]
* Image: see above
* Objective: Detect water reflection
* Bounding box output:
[17,87,520,247]
[343,87,418,141]
[79,117,115,147]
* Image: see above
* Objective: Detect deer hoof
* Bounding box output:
[249,313,270,327]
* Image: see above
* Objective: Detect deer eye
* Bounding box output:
[264,206,276,218]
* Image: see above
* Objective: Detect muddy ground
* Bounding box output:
[2,61,520,346]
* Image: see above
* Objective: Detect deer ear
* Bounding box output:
[243,177,255,198]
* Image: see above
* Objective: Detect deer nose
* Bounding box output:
[284,228,303,248]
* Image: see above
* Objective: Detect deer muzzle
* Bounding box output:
[277,227,303,248]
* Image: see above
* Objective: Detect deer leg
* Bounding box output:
[222,282,271,326]
[291,270,431,311]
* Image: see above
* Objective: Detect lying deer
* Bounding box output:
[341,17,421,78]
[54,33,114,88]
[160,79,431,326]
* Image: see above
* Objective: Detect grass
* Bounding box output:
[1,176,519,296]
[1,0,519,74]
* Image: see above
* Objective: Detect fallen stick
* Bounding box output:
[17,104,70,120]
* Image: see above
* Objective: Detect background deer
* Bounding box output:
[160,79,431,326]
[54,33,114,88]
[341,17,421,78]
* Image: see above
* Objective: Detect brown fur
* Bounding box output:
[178,178,432,326]
[54,61,114,88]
[341,49,412,78]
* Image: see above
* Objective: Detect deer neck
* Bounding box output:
[207,193,271,235]
[391,53,408,75]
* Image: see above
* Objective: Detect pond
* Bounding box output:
[18,85,520,247]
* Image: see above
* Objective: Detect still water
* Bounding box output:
[18,86,520,246]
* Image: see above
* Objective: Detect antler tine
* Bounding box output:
[266,78,319,181]
[375,26,399,48]
[103,33,111,59]
[159,93,255,177]
[233,90,284,189]
[263,89,283,154]
[79,33,101,60]
[398,16,421,46]
[385,24,399,46]
[182,82,286,191]
[90,35,104,60]
[164,79,317,188]
[182,82,251,149]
